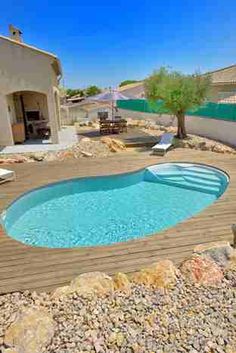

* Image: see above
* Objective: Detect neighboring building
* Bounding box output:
[0,25,62,146]
[206,64,236,103]
[61,101,111,125]
[118,65,236,104]
[67,95,85,104]
[118,82,145,98]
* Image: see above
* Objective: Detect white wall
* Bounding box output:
[118,108,236,147]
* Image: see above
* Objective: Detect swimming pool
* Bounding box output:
[1,163,229,248]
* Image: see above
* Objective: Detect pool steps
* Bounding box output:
[145,164,226,196]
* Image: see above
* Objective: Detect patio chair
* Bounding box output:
[99,120,111,135]
[120,119,127,133]
[0,168,16,184]
[152,133,174,155]
[112,121,121,134]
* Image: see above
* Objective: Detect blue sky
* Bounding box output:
[1,0,236,88]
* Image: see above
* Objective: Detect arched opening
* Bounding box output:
[7,91,51,144]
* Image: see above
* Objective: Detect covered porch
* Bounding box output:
[0,89,61,147]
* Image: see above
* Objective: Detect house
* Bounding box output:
[206,64,236,103]
[0,25,62,146]
[61,100,111,125]
[118,82,145,98]
[118,65,236,104]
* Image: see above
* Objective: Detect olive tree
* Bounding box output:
[145,67,211,139]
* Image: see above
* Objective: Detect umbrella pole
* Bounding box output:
[112,100,114,120]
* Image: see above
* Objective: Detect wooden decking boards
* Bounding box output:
[0,148,235,294]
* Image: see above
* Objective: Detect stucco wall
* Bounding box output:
[0,38,61,145]
[118,108,236,147]
[0,39,58,95]
[210,84,236,103]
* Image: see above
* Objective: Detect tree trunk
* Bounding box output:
[176,112,187,139]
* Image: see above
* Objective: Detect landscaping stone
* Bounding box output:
[113,272,131,292]
[1,247,236,353]
[132,260,178,288]
[70,271,114,295]
[180,254,224,285]
[4,308,54,353]
[100,137,126,152]
[226,249,236,271]
[194,241,234,267]
[51,285,74,298]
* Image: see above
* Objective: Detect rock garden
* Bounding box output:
[0,241,235,353]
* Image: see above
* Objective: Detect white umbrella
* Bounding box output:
[89,89,130,119]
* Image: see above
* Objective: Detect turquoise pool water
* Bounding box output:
[1,163,229,248]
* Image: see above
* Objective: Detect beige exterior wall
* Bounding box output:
[61,105,112,125]
[0,37,61,145]
[209,84,236,103]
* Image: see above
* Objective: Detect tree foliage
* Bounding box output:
[145,67,211,138]
[66,88,84,98]
[119,80,140,87]
[85,85,102,96]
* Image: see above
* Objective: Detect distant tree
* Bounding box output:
[66,88,85,98]
[145,67,211,139]
[85,85,102,96]
[119,80,139,87]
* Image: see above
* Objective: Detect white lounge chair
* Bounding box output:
[152,133,174,155]
[0,168,16,184]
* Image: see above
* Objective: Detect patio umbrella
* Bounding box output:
[88,89,130,119]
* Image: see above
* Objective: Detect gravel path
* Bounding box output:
[1,271,235,353]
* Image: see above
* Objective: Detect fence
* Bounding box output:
[117,100,236,122]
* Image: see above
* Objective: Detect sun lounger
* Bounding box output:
[0,168,16,184]
[152,133,174,155]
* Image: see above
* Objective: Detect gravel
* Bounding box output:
[0,271,235,353]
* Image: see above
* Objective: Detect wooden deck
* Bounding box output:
[78,127,158,147]
[0,149,235,294]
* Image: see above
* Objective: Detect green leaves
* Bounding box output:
[145,67,211,116]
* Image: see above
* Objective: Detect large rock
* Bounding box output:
[194,241,234,267]
[70,271,114,295]
[4,308,54,353]
[180,254,224,285]
[113,272,131,292]
[51,285,74,298]
[132,260,178,289]
[100,137,126,152]
[226,249,236,271]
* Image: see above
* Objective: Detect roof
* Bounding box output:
[118,82,143,92]
[118,82,145,98]
[205,64,236,85]
[0,34,62,76]
[63,101,110,112]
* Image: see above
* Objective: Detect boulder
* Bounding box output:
[132,260,178,289]
[80,150,93,157]
[194,241,234,267]
[44,153,58,162]
[4,308,54,353]
[226,249,236,271]
[113,272,131,292]
[100,137,126,152]
[29,152,45,162]
[70,272,114,295]
[57,150,75,160]
[180,254,224,285]
[51,285,74,298]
